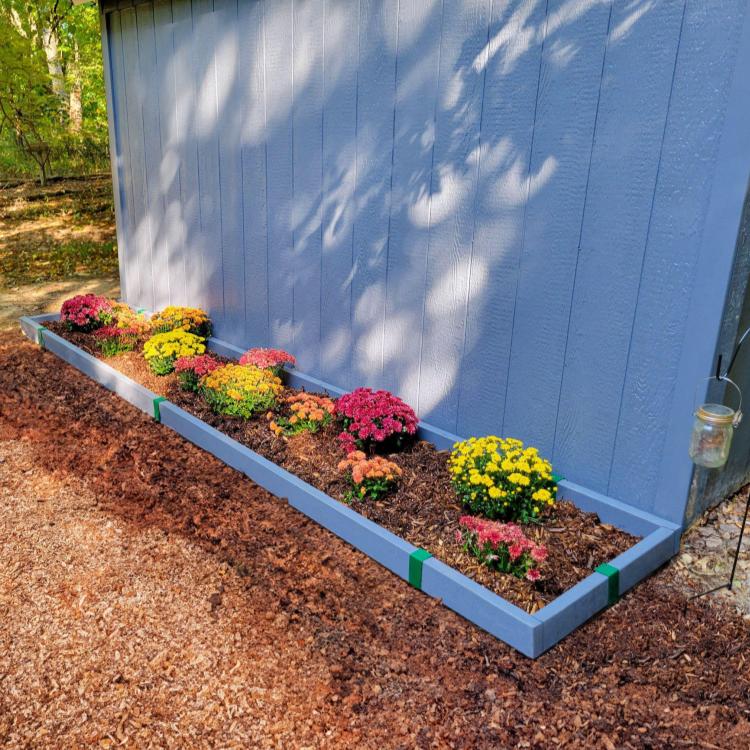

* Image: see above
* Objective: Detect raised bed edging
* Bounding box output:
[20,314,682,658]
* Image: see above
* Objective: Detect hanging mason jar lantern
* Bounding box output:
[689,376,742,469]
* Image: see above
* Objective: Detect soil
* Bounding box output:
[2,330,750,748]
[45,321,636,613]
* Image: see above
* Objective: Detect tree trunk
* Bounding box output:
[41,25,67,108]
[68,39,82,132]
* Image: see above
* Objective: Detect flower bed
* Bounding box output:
[25,307,682,656]
[42,313,637,614]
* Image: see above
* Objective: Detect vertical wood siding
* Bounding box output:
[104,0,748,521]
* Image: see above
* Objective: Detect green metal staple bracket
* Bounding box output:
[37,327,45,349]
[152,396,167,422]
[595,562,620,606]
[409,548,432,589]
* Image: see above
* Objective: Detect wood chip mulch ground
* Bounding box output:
[2,332,750,749]
[43,321,637,613]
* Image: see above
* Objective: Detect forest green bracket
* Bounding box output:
[409,548,432,590]
[152,396,167,421]
[552,472,565,483]
[595,562,620,606]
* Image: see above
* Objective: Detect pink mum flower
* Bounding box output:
[61,294,113,331]
[335,387,418,452]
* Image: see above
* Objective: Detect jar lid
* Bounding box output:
[695,403,736,426]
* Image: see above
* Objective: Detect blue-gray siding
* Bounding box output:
[102,0,750,524]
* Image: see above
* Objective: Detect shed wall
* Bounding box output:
[101,0,750,524]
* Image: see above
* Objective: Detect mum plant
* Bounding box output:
[201,364,283,418]
[149,306,212,337]
[60,294,113,332]
[335,387,418,453]
[110,301,152,335]
[448,436,556,523]
[268,393,335,436]
[456,516,547,582]
[174,353,222,392]
[92,325,140,357]
[142,329,206,375]
[337,450,403,503]
[239,347,296,377]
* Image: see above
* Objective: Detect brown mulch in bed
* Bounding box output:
[44,321,636,613]
[2,331,750,749]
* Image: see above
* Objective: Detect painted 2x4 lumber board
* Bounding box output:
[159,401,546,657]
[159,401,417,581]
[158,401,544,656]
[558,479,681,548]
[421,556,542,658]
[28,325,159,417]
[19,316,44,344]
[533,571,610,656]
[608,526,676,596]
[23,315,676,657]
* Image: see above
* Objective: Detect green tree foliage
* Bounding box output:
[0,0,108,183]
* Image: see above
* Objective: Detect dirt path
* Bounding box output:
[0,276,119,331]
[1,331,750,749]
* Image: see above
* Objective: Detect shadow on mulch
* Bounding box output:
[2,332,750,749]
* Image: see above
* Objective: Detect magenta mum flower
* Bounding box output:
[335,387,418,453]
[61,294,113,331]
